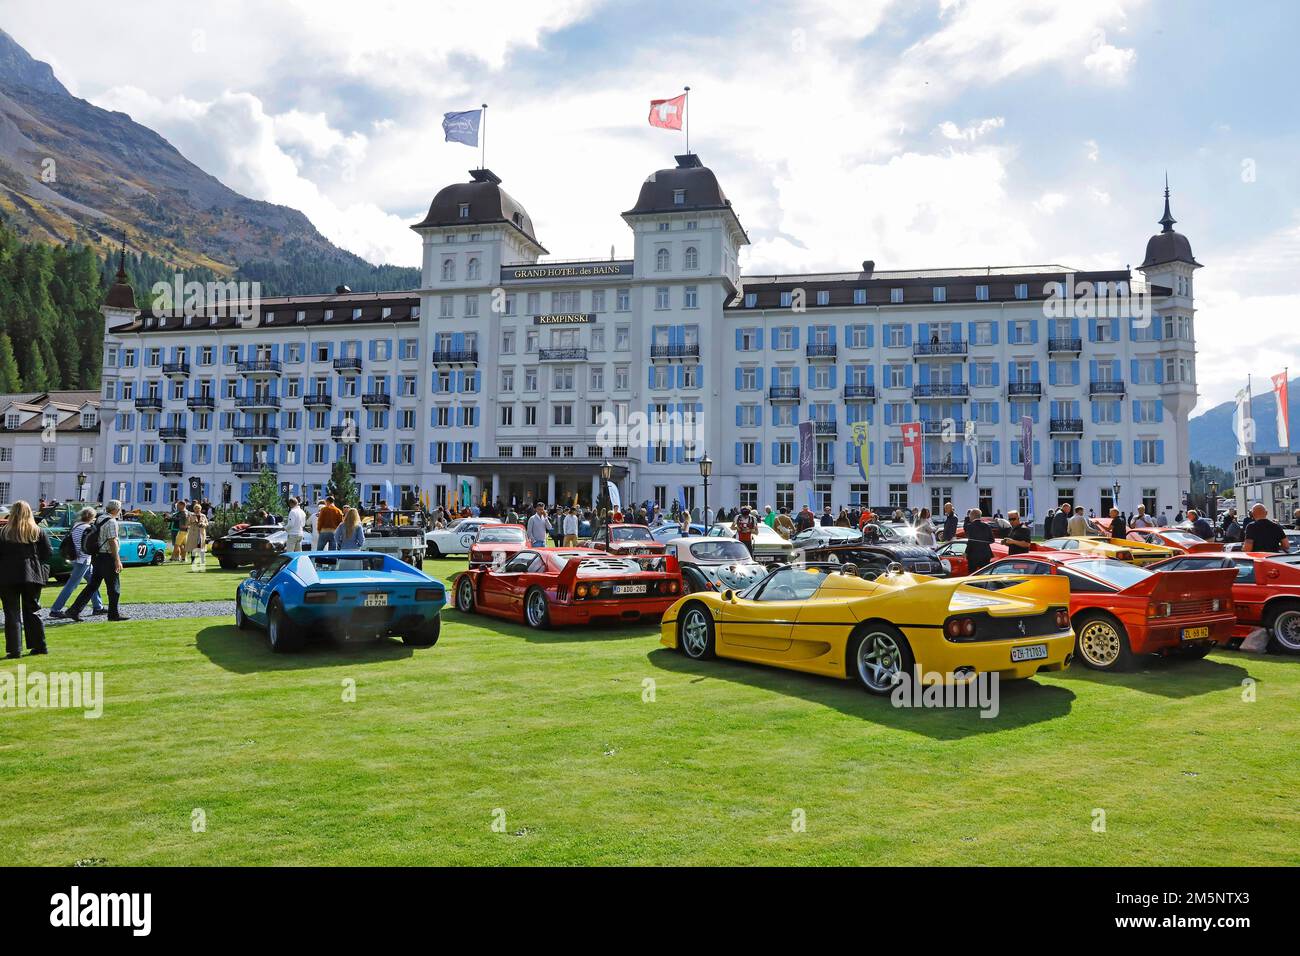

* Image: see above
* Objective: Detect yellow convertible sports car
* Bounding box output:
[660,563,1074,694]
[1039,536,1178,566]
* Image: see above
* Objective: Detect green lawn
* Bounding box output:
[2,604,1297,866]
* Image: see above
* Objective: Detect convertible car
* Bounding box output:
[1149,552,1300,655]
[789,525,868,551]
[1125,528,1219,554]
[589,523,667,556]
[213,524,288,570]
[235,551,446,652]
[651,522,707,545]
[706,521,797,564]
[467,524,528,568]
[452,547,681,628]
[666,536,768,593]
[974,553,1237,670]
[425,517,501,557]
[1038,535,1177,566]
[796,537,949,577]
[661,563,1073,694]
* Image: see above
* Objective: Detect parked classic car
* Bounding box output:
[235,551,446,652]
[796,537,949,577]
[589,523,667,556]
[467,524,528,568]
[425,517,501,557]
[362,509,427,568]
[666,537,768,593]
[115,520,170,567]
[213,524,289,569]
[706,521,797,563]
[1149,552,1300,655]
[1038,536,1178,566]
[1124,528,1219,554]
[452,547,681,628]
[973,553,1237,670]
[933,539,1019,576]
[651,522,708,545]
[789,525,868,551]
[661,563,1074,694]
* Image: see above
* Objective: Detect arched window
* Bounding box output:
[441,257,455,281]
[467,257,481,280]
[655,248,670,272]
[684,246,699,270]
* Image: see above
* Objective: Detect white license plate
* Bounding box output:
[234,543,252,549]
[1011,643,1048,662]
[1181,626,1210,641]
[613,584,646,595]
[363,592,389,607]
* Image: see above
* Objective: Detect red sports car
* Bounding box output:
[1148,552,1300,655]
[1125,528,1219,554]
[589,523,667,557]
[467,524,527,568]
[451,547,682,629]
[972,553,1237,670]
[934,540,1012,576]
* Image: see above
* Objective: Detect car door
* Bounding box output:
[717,566,818,657]
[938,540,969,576]
[240,563,270,621]
[483,551,537,614]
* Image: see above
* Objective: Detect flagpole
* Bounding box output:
[480,103,488,169]
[1287,367,1291,451]
[683,85,690,153]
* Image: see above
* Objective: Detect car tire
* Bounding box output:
[677,603,716,659]
[681,567,710,594]
[403,617,441,647]
[1074,612,1134,671]
[524,587,551,630]
[1263,602,1300,655]
[848,624,914,695]
[455,576,476,614]
[151,550,164,566]
[427,543,443,559]
[218,559,238,571]
[235,592,252,631]
[266,596,304,653]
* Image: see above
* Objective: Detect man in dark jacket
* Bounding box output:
[65,500,128,622]
[1188,509,1215,542]
[795,506,816,533]
[1108,507,1127,540]
[1051,504,1070,538]
[939,502,958,542]
[1005,511,1032,555]
[964,509,995,573]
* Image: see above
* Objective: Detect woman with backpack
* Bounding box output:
[0,501,53,658]
[48,507,106,619]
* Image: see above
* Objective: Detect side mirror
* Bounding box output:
[721,589,736,603]
[886,561,905,575]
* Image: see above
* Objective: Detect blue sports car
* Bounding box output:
[117,520,169,566]
[235,551,447,652]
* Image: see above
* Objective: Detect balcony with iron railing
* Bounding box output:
[233,425,280,441]
[162,361,190,377]
[230,460,276,476]
[843,384,876,401]
[159,460,184,475]
[1048,337,1083,354]
[303,392,332,408]
[1008,382,1043,398]
[159,426,187,441]
[538,348,588,362]
[333,356,362,372]
[1049,418,1085,433]
[361,392,392,407]
[1053,462,1083,477]
[331,424,358,441]
[812,420,838,436]
[134,396,163,410]
[805,343,838,361]
[912,384,970,399]
[650,343,701,362]
[913,341,968,357]
[235,394,281,410]
[430,349,479,367]
[1090,381,1126,395]
[768,386,801,402]
[815,463,835,476]
[921,418,965,435]
[187,394,215,409]
[924,460,973,478]
[237,359,281,376]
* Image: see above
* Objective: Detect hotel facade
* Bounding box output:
[76,155,1198,519]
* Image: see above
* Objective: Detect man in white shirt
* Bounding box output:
[285,497,307,552]
[562,508,579,547]
[1131,505,1154,529]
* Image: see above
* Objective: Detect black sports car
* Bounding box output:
[794,540,949,578]
[212,524,288,569]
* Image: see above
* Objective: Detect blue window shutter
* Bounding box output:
[1113,441,1123,465]
[676,365,685,388]
[1088,318,1098,341]
[791,327,800,350]
[883,405,892,426]
[755,328,764,350]
[1112,360,1121,380]
[792,366,800,388]
[754,443,762,465]
[772,441,779,462]
[903,325,913,347]
[1048,362,1056,386]
[952,364,963,385]
[735,443,742,466]
[991,442,1000,465]
[755,367,764,390]
[966,321,975,342]
[1156,400,1164,423]
[735,367,743,389]
[867,365,875,386]
[919,364,931,386]
[1031,361,1039,382]
[1070,318,1080,339]
[866,326,874,347]
[1030,321,1039,344]
[1133,439,1141,463]
[829,365,838,389]
[904,365,914,387]
[1033,441,1041,465]
[1109,318,1120,341]
[1070,360,1079,384]
[1154,361,1164,384]
[1092,441,1100,466]
[368,340,377,360]
[991,363,1001,387]
[919,322,929,344]
[1156,440,1165,465]
[735,328,743,350]
[652,365,658,388]
[1130,359,1139,381]
[829,326,837,345]
[991,403,1000,424]
[1089,359,1098,382]
[736,405,743,426]
[754,404,761,426]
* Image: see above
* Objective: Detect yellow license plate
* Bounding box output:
[1181,626,1210,641]
[363,593,389,607]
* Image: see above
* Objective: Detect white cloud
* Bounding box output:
[1034,192,1069,214]
[1085,139,1100,162]
[936,117,1006,141]
[1083,32,1137,81]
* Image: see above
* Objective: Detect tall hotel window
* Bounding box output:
[465,296,479,317]
[503,294,517,316]
[527,292,541,314]
[591,327,605,351]
[467,257,481,279]
[591,289,606,312]
[655,287,670,310]
[525,331,539,353]
[616,326,630,350]
[684,246,699,270]
[890,288,904,304]
[656,248,671,271]
[684,287,698,309]
[616,288,631,311]
[442,258,455,280]
[440,296,454,318]
[502,330,516,353]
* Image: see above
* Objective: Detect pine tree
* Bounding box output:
[246,467,286,517]
[0,335,20,393]
[326,460,359,509]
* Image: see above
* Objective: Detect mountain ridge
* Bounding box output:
[1189,377,1298,473]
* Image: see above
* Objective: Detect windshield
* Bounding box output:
[477,527,525,543]
[1160,531,1205,545]
[689,540,752,562]
[1068,558,1152,589]
[611,526,652,542]
[310,554,387,572]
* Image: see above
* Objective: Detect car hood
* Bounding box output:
[698,562,767,589]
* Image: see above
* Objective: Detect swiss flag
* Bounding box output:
[900,422,924,484]
[648,94,686,130]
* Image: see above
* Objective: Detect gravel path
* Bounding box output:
[7,601,236,627]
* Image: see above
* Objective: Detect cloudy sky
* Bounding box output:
[6,0,1298,414]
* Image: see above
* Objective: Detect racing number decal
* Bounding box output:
[138,543,148,561]
[459,532,476,550]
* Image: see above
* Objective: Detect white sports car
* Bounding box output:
[425,517,502,557]
[705,521,797,564]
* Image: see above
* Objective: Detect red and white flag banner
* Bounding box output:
[648,93,686,130]
[1272,371,1290,448]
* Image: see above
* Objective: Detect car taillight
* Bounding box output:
[415,588,443,602]
[304,590,337,604]
[1116,551,1133,561]
[1055,609,1070,630]
[1149,601,1172,618]
[944,617,976,639]
[576,584,589,598]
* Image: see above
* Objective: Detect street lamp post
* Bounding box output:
[1112,481,1121,514]
[599,458,613,512]
[699,453,712,526]
[1208,480,1218,523]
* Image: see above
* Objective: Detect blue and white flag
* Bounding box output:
[607,481,622,511]
[442,109,482,147]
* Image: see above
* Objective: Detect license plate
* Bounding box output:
[363,592,389,607]
[613,584,646,595]
[1011,643,1048,662]
[234,542,252,549]
[1181,626,1210,641]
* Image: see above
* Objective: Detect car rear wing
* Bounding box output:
[555,553,681,591]
[950,573,1071,612]
[1116,567,1237,599]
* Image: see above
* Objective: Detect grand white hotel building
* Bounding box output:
[88,155,1198,518]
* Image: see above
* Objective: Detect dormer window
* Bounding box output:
[1014,283,1029,299]
[265,311,275,323]
[458,203,470,219]
[657,221,670,232]
[673,189,686,205]
[411,305,421,318]
[932,286,946,303]
[744,293,757,308]
[352,308,362,320]
[381,307,392,318]
[296,310,306,323]
[324,310,334,320]
[890,288,904,304]
[975,284,989,301]
[5,413,19,429]
[512,212,523,226]
[81,411,97,428]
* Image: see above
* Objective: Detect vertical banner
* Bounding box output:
[850,421,870,481]
[900,422,923,484]
[964,420,978,483]
[1234,385,1253,454]
[1020,415,1033,481]
[460,480,471,509]
[607,481,621,511]
[1272,371,1290,449]
[798,420,815,482]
